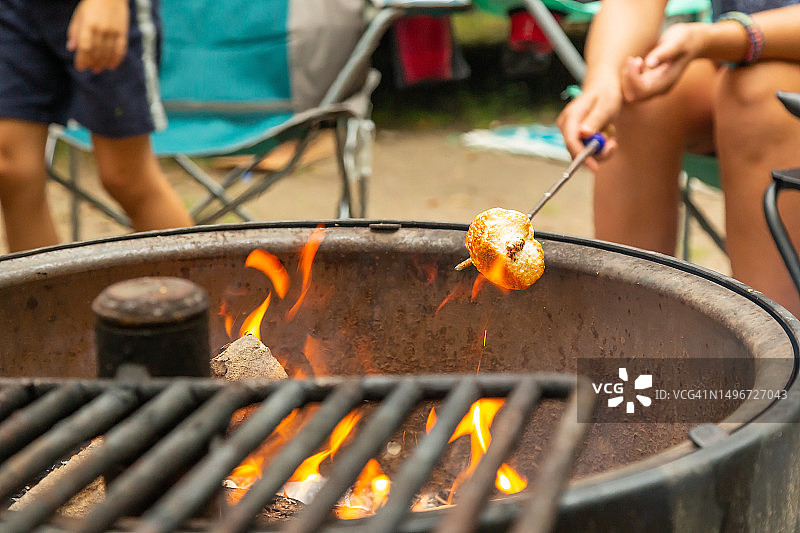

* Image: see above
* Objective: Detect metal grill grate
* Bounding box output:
[0,374,593,533]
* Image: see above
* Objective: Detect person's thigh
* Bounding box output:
[594,59,717,254]
[714,61,800,313]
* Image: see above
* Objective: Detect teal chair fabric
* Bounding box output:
[47,0,471,238]
[473,0,712,21]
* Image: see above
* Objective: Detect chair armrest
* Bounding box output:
[368,0,472,11]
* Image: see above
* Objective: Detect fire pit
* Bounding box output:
[0,220,798,532]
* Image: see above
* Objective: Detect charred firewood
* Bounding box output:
[211,334,288,381]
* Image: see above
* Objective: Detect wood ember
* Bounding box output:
[10,439,105,518]
[223,487,303,524]
[258,495,304,524]
[211,334,288,381]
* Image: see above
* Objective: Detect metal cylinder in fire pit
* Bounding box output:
[92,276,210,378]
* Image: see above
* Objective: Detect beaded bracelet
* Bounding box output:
[718,11,765,66]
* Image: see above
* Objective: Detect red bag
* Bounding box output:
[392,15,454,85]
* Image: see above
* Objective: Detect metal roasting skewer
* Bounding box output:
[455,133,606,271]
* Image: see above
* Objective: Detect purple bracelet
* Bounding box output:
[718,11,765,66]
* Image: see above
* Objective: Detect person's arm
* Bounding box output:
[557,0,668,167]
[67,0,130,74]
[624,5,800,101]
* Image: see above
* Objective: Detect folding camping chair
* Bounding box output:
[473,0,724,262]
[46,0,471,241]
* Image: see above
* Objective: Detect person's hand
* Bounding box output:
[67,0,129,73]
[622,23,701,102]
[556,78,621,172]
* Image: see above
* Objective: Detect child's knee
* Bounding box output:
[98,167,137,200]
[0,143,47,199]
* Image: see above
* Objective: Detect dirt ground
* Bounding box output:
[20,127,729,276]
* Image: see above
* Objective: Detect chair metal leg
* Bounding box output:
[681,173,691,261]
[46,139,131,239]
[334,117,372,219]
[335,123,352,219]
[522,0,587,82]
[193,131,318,225]
[173,155,254,222]
[765,169,800,297]
[680,174,726,261]
[69,146,81,242]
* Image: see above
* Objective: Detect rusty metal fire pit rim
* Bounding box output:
[2,218,797,375]
[2,220,797,426]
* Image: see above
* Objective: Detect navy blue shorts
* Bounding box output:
[0,0,166,138]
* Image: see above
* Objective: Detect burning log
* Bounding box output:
[211,334,288,381]
[9,439,104,518]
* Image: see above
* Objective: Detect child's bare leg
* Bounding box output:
[594,60,716,255]
[92,133,193,231]
[715,62,800,316]
[0,119,59,252]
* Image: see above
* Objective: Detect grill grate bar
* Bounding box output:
[0,385,33,422]
[366,377,482,533]
[0,383,94,464]
[2,382,201,533]
[77,386,254,533]
[135,380,308,533]
[0,374,591,533]
[434,376,543,533]
[509,379,595,533]
[0,388,138,507]
[286,378,424,533]
[219,381,366,533]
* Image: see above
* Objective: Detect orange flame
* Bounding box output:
[426,408,437,434]
[337,459,391,519]
[228,456,264,491]
[303,335,332,377]
[495,464,527,494]
[218,301,235,338]
[471,274,488,301]
[287,225,325,321]
[471,259,511,300]
[436,279,471,315]
[288,410,361,483]
[423,264,437,285]
[429,398,527,496]
[240,293,271,340]
[437,290,459,314]
[246,249,290,299]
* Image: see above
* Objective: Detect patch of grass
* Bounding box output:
[451,10,509,46]
[372,80,563,130]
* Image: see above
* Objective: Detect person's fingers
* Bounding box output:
[577,123,617,163]
[66,16,79,52]
[93,31,119,72]
[109,34,127,69]
[621,56,645,101]
[73,28,124,72]
[578,101,617,152]
[564,95,613,156]
[68,2,128,73]
[73,25,94,71]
